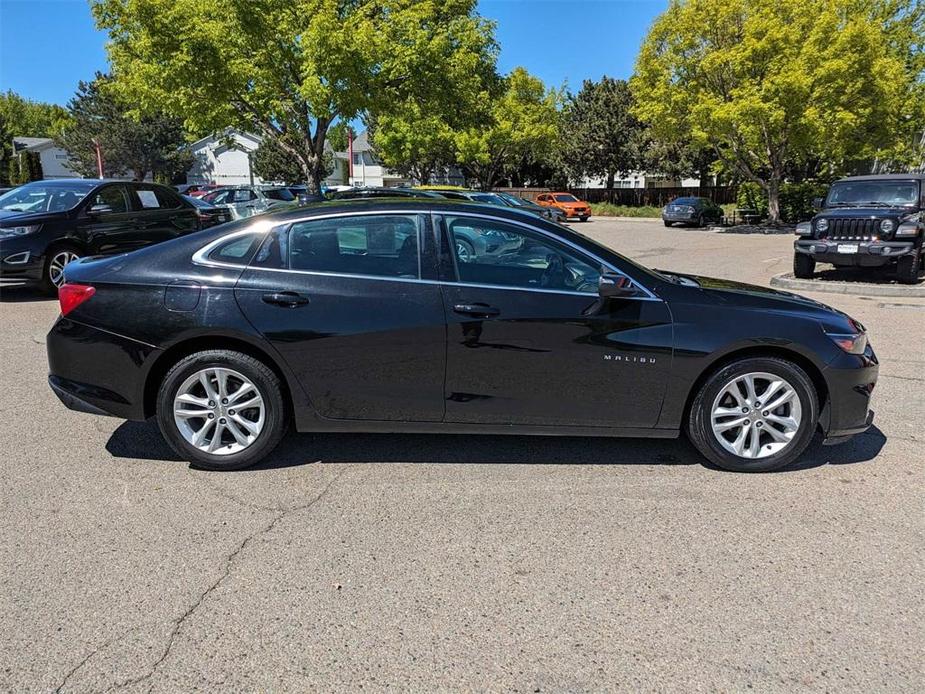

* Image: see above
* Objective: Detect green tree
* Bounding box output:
[326,122,351,154]
[56,74,193,181]
[92,0,499,194]
[454,67,560,190]
[632,0,924,223]
[558,77,644,189]
[24,152,44,182]
[252,133,334,184]
[0,91,70,185]
[368,105,458,184]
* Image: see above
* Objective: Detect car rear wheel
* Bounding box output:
[687,357,819,472]
[793,254,815,279]
[663,220,673,227]
[455,238,475,264]
[41,244,82,295]
[156,350,288,471]
[896,252,922,284]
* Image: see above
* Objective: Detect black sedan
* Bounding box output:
[1,179,200,293]
[47,200,877,473]
[183,195,233,228]
[662,197,724,227]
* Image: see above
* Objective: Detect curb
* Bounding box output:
[770,272,925,298]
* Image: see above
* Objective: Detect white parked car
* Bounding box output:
[201,186,296,220]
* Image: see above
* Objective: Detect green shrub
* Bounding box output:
[779,182,828,223]
[736,182,768,216]
[590,203,662,218]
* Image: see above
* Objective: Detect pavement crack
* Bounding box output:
[54,628,138,693]
[880,373,925,383]
[108,467,350,692]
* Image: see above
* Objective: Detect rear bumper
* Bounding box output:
[47,317,159,420]
[795,238,918,267]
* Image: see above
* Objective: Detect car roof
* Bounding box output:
[836,173,925,182]
[249,198,549,224]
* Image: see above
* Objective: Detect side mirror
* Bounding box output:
[812,197,824,211]
[88,203,113,215]
[599,271,639,299]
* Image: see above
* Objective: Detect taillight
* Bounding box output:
[58,283,96,316]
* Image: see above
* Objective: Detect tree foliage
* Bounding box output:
[368,104,459,184]
[632,0,925,222]
[252,134,334,184]
[0,91,70,185]
[56,74,192,181]
[557,77,644,188]
[454,67,560,190]
[92,0,499,193]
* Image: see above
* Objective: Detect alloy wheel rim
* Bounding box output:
[456,241,472,263]
[173,367,265,456]
[49,251,80,287]
[710,371,802,460]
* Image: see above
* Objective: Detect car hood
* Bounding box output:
[818,206,917,218]
[665,271,849,319]
[0,208,57,225]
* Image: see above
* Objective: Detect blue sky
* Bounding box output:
[0,0,667,106]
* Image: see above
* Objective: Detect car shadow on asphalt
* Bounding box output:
[0,284,54,303]
[105,420,887,474]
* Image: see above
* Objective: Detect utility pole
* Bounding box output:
[92,138,104,178]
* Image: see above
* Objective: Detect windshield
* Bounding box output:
[826,180,920,208]
[0,181,96,213]
[554,194,579,202]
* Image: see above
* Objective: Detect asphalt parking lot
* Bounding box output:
[1,218,923,692]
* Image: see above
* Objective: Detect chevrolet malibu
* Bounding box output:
[46,200,877,472]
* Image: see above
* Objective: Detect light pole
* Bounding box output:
[91,138,104,178]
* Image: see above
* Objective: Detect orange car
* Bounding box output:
[535,192,591,221]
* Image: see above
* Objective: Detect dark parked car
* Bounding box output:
[48,200,877,473]
[183,195,233,228]
[794,174,924,284]
[662,197,724,227]
[0,179,200,293]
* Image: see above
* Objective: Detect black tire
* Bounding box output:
[793,253,815,279]
[896,252,922,284]
[40,243,82,295]
[156,350,288,471]
[663,220,673,227]
[687,357,819,473]
[696,214,705,227]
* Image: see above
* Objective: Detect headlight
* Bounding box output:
[880,219,895,233]
[815,218,828,232]
[895,221,919,237]
[825,320,868,355]
[0,224,41,237]
[795,221,812,236]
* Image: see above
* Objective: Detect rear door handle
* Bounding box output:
[453,303,500,317]
[262,291,310,307]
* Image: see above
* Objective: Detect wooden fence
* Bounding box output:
[494,186,738,206]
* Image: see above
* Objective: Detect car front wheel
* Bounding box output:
[896,252,922,284]
[156,350,288,470]
[793,254,815,279]
[687,357,819,472]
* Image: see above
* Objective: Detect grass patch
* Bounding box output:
[589,203,663,218]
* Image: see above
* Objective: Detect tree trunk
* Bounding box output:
[767,176,781,225]
[606,171,614,190]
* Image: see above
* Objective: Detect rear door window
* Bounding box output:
[288,214,422,279]
[91,186,130,214]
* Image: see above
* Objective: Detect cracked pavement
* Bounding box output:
[1,219,922,691]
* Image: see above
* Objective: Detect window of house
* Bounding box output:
[288,214,421,279]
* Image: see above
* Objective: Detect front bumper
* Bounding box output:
[819,345,878,441]
[795,238,917,267]
[0,236,45,282]
[663,213,698,222]
[561,208,590,219]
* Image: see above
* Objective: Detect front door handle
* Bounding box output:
[262,291,310,307]
[453,303,500,317]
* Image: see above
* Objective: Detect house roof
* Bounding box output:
[352,130,371,151]
[12,137,55,152]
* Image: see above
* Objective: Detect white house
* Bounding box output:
[579,172,703,189]
[343,130,410,188]
[187,129,347,186]
[12,137,80,179]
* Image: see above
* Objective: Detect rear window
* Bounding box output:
[207,233,262,265]
[263,188,296,201]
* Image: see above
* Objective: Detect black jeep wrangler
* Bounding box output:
[794,174,924,284]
